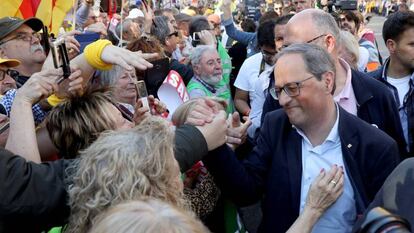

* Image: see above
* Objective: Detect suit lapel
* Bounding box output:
[285,127,303,214]
[338,107,368,212]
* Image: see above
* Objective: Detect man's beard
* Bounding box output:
[200,73,222,86]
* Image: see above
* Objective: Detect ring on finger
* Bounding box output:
[330,180,337,185]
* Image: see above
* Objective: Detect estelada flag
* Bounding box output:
[1,0,74,35]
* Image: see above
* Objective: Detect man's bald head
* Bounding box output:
[284,9,340,54]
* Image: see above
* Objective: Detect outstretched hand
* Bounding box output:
[101,46,158,71]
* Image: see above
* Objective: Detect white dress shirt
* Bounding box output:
[295,106,357,233]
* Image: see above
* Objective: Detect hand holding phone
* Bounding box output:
[50,37,71,83]
[136,80,150,110]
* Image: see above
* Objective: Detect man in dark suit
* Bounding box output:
[259,9,406,158]
[202,43,400,233]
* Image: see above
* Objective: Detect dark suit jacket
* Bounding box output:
[204,107,400,233]
[261,69,407,157]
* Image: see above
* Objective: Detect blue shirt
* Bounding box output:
[295,105,357,233]
[0,89,47,125]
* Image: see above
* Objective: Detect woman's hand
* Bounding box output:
[305,165,344,216]
[100,46,158,71]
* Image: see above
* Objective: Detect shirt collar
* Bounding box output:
[334,59,353,101]
[381,58,414,82]
[194,75,217,93]
[294,104,340,146]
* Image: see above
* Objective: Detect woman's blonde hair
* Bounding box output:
[46,89,118,158]
[88,199,210,233]
[65,117,185,233]
[338,30,360,69]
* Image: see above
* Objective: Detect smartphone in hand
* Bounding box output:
[136,80,150,110]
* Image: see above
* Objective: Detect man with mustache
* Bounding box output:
[0,17,51,123]
[187,45,234,114]
[0,17,46,87]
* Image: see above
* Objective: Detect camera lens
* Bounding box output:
[358,207,411,233]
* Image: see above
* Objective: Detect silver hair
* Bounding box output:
[310,10,340,42]
[115,19,134,38]
[276,43,336,80]
[99,65,124,87]
[151,16,171,45]
[338,30,359,69]
[189,45,217,67]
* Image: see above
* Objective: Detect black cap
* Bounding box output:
[0,17,44,41]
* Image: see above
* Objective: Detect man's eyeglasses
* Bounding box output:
[306,34,327,44]
[167,31,179,38]
[0,69,19,81]
[0,32,41,45]
[269,76,315,100]
[280,34,327,50]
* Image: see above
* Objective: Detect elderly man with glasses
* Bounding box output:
[260,9,407,159]
[197,43,399,233]
[0,17,45,87]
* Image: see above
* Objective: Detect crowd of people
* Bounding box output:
[0,0,414,232]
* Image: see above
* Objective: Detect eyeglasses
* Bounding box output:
[0,69,19,81]
[306,34,327,44]
[167,31,179,38]
[269,76,315,100]
[280,34,327,50]
[0,32,41,45]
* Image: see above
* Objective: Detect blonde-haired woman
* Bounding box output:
[88,199,210,233]
[65,117,184,233]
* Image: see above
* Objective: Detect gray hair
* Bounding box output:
[115,19,135,38]
[151,16,171,45]
[338,30,359,69]
[189,45,217,67]
[99,65,124,87]
[309,10,340,42]
[276,43,336,80]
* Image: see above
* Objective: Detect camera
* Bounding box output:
[357,207,411,233]
[50,37,71,83]
[191,32,201,47]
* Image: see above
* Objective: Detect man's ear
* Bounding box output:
[324,34,336,54]
[193,64,200,75]
[322,71,336,95]
[386,39,396,55]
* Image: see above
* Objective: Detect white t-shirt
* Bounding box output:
[387,75,411,107]
[387,75,411,145]
[234,53,272,105]
[357,46,369,72]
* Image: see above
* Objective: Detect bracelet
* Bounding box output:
[84,39,113,71]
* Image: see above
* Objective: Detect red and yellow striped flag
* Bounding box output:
[1,0,74,35]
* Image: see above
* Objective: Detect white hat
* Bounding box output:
[127,9,144,19]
